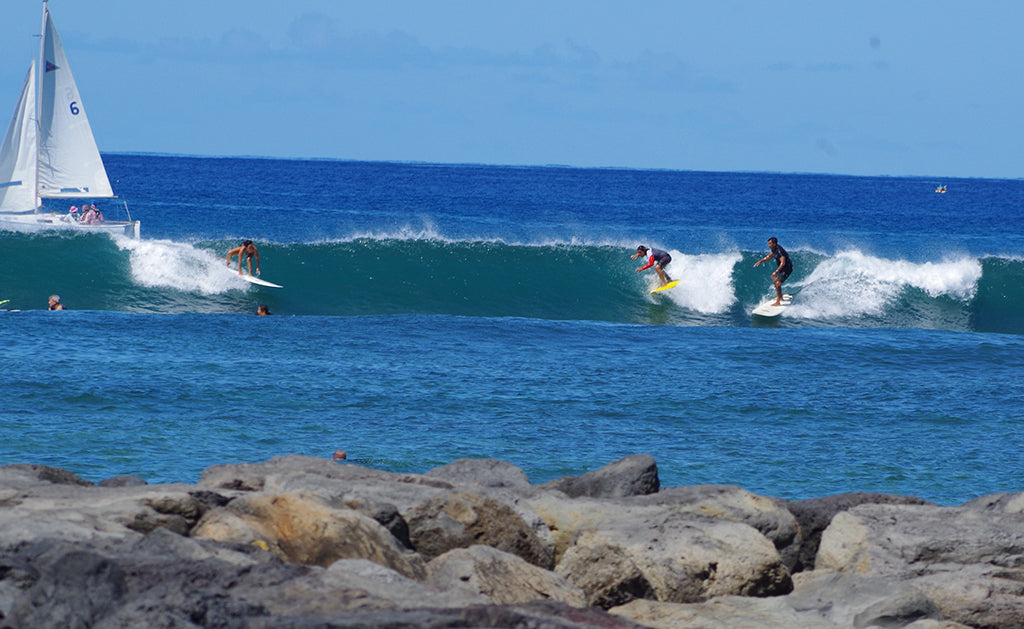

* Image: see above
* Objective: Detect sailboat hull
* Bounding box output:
[0,212,139,238]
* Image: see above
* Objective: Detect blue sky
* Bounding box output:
[2,1,1021,178]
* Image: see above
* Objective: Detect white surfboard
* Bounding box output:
[239,274,283,288]
[752,294,792,317]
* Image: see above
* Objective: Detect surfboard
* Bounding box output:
[752,294,792,317]
[650,280,680,294]
[240,275,283,288]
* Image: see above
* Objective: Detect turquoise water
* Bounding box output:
[1,156,1022,505]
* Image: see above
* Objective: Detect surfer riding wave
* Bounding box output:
[632,245,673,287]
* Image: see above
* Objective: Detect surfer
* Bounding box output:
[632,245,673,286]
[226,240,261,277]
[754,237,792,306]
[47,294,65,310]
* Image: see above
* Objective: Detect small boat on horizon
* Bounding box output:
[0,1,139,238]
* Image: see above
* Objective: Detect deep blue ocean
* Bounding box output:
[2,155,1022,505]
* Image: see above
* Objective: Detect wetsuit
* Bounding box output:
[770,245,792,282]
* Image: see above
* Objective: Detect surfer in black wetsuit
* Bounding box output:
[632,245,673,286]
[754,237,792,306]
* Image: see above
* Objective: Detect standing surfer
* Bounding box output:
[226,240,261,277]
[632,245,673,287]
[754,237,792,306]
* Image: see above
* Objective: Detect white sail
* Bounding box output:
[0,61,39,212]
[37,9,114,199]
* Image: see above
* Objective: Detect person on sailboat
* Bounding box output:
[63,206,79,223]
[80,205,98,224]
[91,204,104,223]
[226,240,261,276]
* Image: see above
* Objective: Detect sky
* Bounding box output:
[1,1,1022,179]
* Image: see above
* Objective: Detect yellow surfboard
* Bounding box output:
[650,280,680,294]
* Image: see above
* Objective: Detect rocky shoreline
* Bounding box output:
[1,454,1022,628]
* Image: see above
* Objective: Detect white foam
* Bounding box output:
[652,251,741,314]
[115,238,250,294]
[790,250,982,318]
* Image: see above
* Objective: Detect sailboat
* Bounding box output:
[0,2,139,238]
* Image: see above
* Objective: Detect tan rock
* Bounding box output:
[192,492,425,579]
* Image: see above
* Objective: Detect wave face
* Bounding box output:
[2,231,1019,334]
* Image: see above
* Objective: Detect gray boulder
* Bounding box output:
[556,511,792,608]
[961,491,1024,513]
[97,475,148,488]
[818,503,1024,628]
[631,485,801,570]
[788,571,942,628]
[425,458,532,489]
[405,490,554,568]
[0,463,93,488]
[611,596,840,629]
[427,545,585,606]
[539,454,659,498]
[784,492,933,573]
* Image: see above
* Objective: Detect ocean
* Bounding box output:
[2,155,1022,505]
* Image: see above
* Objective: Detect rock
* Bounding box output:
[341,497,413,549]
[556,511,792,608]
[961,491,1024,513]
[611,596,840,629]
[784,492,933,572]
[245,599,651,629]
[817,503,1024,628]
[405,491,554,568]
[0,463,93,487]
[244,558,488,617]
[97,475,148,488]
[540,454,659,498]
[425,458,532,489]
[0,483,229,546]
[427,545,585,606]
[0,456,1019,628]
[630,485,801,571]
[5,544,126,629]
[522,484,797,567]
[198,455,455,500]
[788,571,941,628]
[901,564,1024,629]
[192,492,426,579]
[610,571,969,629]
[818,503,1024,575]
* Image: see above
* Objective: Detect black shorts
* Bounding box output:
[775,267,791,283]
[655,255,671,269]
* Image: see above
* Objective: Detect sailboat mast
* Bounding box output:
[33,0,48,208]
